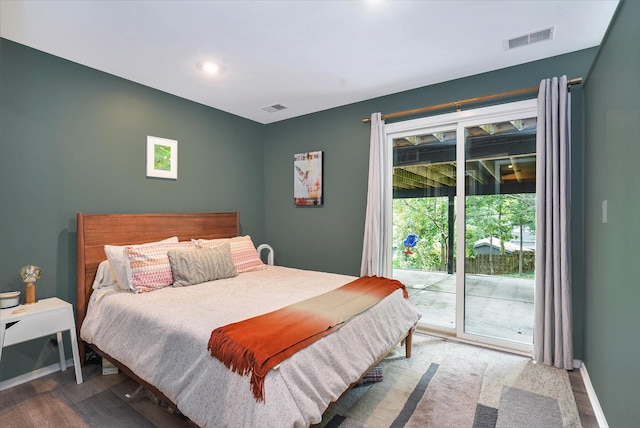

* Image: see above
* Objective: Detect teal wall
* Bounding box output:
[0,39,265,382]
[583,0,639,426]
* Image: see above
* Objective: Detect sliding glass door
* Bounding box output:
[388,100,537,353]
[392,125,457,330]
[457,115,536,352]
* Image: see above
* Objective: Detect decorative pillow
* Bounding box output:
[105,236,179,290]
[123,241,195,293]
[198,235,266,273]
[168,243,238,287]
[92,260,118,290]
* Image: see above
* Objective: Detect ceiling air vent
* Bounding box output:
[507,27,554,50]
[262,104,288,113]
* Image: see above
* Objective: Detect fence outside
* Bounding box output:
[465,252,535,275]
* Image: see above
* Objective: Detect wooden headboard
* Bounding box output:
[76,211,240,360]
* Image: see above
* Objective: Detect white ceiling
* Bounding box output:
[1,0,619,124]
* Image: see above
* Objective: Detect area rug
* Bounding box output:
[315,334,582,428]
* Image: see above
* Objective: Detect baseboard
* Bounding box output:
[0,358,75,391]
[579,361,609,428]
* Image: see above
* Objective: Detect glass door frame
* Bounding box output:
[386,99,538,354]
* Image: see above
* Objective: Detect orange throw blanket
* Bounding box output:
[207,275,408,401]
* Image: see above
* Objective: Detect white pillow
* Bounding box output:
[91,260,118,289]
[104,236,178,290]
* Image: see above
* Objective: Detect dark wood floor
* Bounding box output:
[569,368,599,428]
[0,363,193,428]
[1,362,599,427]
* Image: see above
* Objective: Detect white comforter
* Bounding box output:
[81,266,421,427]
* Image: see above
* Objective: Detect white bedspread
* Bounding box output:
[81,266,421,427]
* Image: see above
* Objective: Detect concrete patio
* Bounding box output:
[392,269,534,345]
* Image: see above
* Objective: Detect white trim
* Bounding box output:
[0,358,75,391]
[415,328,532,358]
[384,127,394,276]
[385,98,537,135]
[579,362,609,428]
[455,120,466,344]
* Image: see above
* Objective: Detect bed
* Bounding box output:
[76,212,421,427]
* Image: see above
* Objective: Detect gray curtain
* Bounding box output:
[361,113,390,277]
[534,75,573,369]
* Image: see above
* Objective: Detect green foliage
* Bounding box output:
[393,193,535,274]
[393,197,451,271]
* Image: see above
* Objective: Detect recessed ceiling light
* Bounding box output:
[365,0,386,7]
[201,62,220,74]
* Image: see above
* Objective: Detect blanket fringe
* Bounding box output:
[251,372,266,402]
[208,330,268,401]
[208,330,255,377]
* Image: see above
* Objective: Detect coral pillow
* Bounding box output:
[198,235,266,273]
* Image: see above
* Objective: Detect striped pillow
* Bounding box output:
[198,235,266,273]
[124,241,195,293]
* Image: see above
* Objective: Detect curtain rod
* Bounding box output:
[362,76,582,123]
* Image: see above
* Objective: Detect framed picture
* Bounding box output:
[294,151,323,206]
[146,136,178,179]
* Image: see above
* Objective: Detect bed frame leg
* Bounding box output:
[125,385,145,400]
[405,327,414,359]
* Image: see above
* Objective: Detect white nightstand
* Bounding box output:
[0,297,83,384]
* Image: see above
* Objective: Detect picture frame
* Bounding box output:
[146,136,178,179]
[294,151,323,206]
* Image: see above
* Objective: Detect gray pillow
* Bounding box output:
[168,243,238,287]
